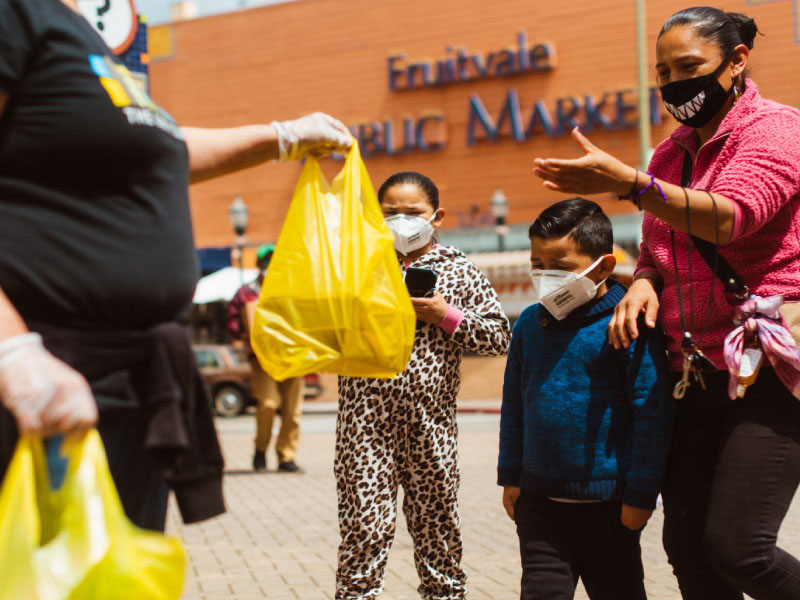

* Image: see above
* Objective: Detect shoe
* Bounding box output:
[277,460,302,473]
[252,450,266,472]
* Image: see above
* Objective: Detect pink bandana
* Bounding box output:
[723,295,800,400]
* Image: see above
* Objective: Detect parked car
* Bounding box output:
[193,344,323,417]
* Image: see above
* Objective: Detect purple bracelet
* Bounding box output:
[637,171,668,202]
[618,170,667,210]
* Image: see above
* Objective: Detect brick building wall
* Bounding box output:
[147,0,800,248]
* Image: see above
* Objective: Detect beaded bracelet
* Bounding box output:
[619,169,640,200]
[618,169,643,210]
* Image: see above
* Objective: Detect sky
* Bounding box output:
[135,0,291,25]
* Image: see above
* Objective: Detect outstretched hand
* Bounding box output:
[533,127,637,197]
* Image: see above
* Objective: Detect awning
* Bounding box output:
[193,267,259,304]
[466,246,635,283]
[466,247,636,319]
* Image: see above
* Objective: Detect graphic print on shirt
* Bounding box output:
[89,54,184,140]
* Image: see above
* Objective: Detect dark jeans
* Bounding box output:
[662,367,800,600]
[515,492,647,600]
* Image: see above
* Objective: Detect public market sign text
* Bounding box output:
[349,31,663,158]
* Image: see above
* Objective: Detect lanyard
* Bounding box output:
[670,159,722,399]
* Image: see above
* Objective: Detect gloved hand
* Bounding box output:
[271,112,353,162]
[0,333,97,435]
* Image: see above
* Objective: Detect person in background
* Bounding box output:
[498,198,674,600]
[335,171,511,600]
[532,7,800,598]
[227,244,304,473]
[0,0,350,531]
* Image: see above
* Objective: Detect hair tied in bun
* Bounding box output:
[726,12,761,50]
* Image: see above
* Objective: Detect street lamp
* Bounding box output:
[490,189,509,252]
[636,0,652,169]
[228,196,250,285]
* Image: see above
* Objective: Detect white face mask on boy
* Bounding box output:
[529,256,606,320]
[385,213,437,255]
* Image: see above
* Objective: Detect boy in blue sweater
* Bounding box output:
[498,198,674,600]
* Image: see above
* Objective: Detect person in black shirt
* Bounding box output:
[0,0,352,531]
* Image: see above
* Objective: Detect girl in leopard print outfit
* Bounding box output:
[335,172,511,600]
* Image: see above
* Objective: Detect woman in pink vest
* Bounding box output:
[533,7,800,600]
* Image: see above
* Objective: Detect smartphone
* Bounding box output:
[404,267,438,298]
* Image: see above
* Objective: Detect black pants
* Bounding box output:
[0,404,170,532]
[662,367,800,600]
[515,492,647,600]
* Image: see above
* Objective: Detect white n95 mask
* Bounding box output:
[385,213,436,255]
[529,256,606,320]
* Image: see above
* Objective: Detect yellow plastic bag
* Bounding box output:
[0,430,185,600]
[251,142,416,380]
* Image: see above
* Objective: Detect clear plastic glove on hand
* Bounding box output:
[0,333,97,435]
[271,112,353,162]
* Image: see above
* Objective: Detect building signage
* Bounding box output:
[388,32,555,90]
[466,88,663,145]
[350,31,663,158]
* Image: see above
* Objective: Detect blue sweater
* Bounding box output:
[497,281,674,510]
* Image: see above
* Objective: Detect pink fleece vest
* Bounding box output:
[636,80,800,371]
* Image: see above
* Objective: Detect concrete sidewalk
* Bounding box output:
[168,413,800,599]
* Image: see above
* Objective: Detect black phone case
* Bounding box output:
[404,267,438,330]
[404,267,438,298]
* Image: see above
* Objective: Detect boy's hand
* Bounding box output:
[502,486,521,521]
[621,504,653,531]
[410,291,450,325]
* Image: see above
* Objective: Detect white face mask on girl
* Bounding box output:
[385,213,437,255]
[529,256,607,320]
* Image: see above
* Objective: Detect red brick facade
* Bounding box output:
[147,0,800,248]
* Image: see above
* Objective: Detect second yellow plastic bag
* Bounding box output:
[0,430,185,600]
[251,142,416,380]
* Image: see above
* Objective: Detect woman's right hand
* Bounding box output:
[608,277,660,349]
[0,333,97,435]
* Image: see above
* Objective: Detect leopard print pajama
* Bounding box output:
[335,246,511,600]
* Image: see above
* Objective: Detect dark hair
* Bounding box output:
[528,197,613,258]
[377,171,440,211]
[659,7,760,85]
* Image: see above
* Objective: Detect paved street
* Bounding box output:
[169,412,800,600]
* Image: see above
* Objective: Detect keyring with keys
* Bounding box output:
[672,332,718,400]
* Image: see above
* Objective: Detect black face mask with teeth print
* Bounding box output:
[660,53,735,128]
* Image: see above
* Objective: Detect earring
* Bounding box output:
[732,85,740,106]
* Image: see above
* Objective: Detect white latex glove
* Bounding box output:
[271,112,353,162]
[0,333,97,435]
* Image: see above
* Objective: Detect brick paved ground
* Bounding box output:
[169,412,800,600]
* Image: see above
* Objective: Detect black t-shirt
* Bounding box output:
[0,0,198,329]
